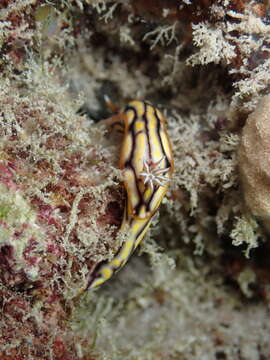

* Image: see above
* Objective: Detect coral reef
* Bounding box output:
[0,0,270,359]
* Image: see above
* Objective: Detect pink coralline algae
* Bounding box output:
[0,67,122,358]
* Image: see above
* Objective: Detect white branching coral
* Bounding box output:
[187,4,270,111]
[168,105,237,212]
[230,215,262,257]
[143,23,178,50]
[187,21,236,65]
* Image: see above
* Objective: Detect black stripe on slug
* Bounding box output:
[133,216,152,248]
[143,102,152,162]
[124,105,138,132]
[154,107,171,169]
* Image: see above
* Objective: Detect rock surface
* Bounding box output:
[239,94,270,227]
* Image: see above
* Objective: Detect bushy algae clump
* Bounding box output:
[0,50,123,360]
[0,0,270,359]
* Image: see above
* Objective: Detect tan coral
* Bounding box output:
[238,94,270,228]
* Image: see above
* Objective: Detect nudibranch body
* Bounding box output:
[87,100,174,289]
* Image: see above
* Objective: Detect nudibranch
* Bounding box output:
[87,100,174,289]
